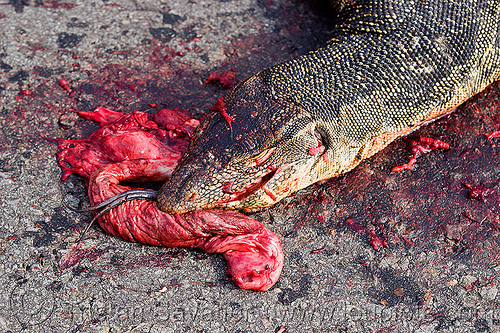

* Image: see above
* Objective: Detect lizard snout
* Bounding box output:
[156,166,219,214]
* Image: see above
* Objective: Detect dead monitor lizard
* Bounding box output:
[99,0,500,215]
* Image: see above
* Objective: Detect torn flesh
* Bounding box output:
[56,107,284,291]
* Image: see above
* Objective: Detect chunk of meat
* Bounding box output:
[56,107,197,181]
[56,107,283,291]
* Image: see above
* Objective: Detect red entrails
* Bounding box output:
[55,107,283,291]
[210,96,234,134]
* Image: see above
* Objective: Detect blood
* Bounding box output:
[485,131,500,140]
[322,152,330,163]
[58,247,104,271]
[344,217,388,250]
[59,78,71,92]
[391,136,450,172]
[308,139,324,157]
[465,183,500,204]
[222,180,235,194]
[18,89,33,98]
[210,96,234,134]
[204,70,239,89]
[56,107,283,291]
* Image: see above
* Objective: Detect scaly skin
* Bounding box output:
[157,0,500,214]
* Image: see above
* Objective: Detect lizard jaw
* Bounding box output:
[215,168,278,208]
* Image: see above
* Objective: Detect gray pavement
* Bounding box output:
[0,0,499,332]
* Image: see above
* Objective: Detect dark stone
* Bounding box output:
[149,27,176,42]
[277,274,312,305]
[162,12,183,24]
[8,70,29,83]
[9,0,29,13]
[57,32,86,48]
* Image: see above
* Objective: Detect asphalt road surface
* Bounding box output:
[0,0,499,332]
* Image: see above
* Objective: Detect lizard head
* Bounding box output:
[157,74,333,214]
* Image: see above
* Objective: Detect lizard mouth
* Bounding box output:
[216,168,278,205]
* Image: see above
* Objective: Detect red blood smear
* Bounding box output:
[222,180,235,194]
[56,107,283,291]
[465,183,498,203]
[210,96,234,134]
[58,247,104,271]
[485,131,500,139]
[368,235,387,250]
[204,71,239,89]
[308,146,323,156]
[392,136,450,172]
[345,218,388,250]
[219,71,239,88]
[59,248,90,271]
[345,217,367,233]
[308,139,324,157]
[16,89,33,100]
[204,72,220,84]
[59,78,71,92]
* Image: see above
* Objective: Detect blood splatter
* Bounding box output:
[204,70,239,89]
[345,217,388,250]
[210,96,234,133]
[59,78,71,92]
[391,136,449,172]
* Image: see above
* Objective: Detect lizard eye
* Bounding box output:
[247,147,275,167]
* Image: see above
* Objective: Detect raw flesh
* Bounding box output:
[56,107,283,291]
